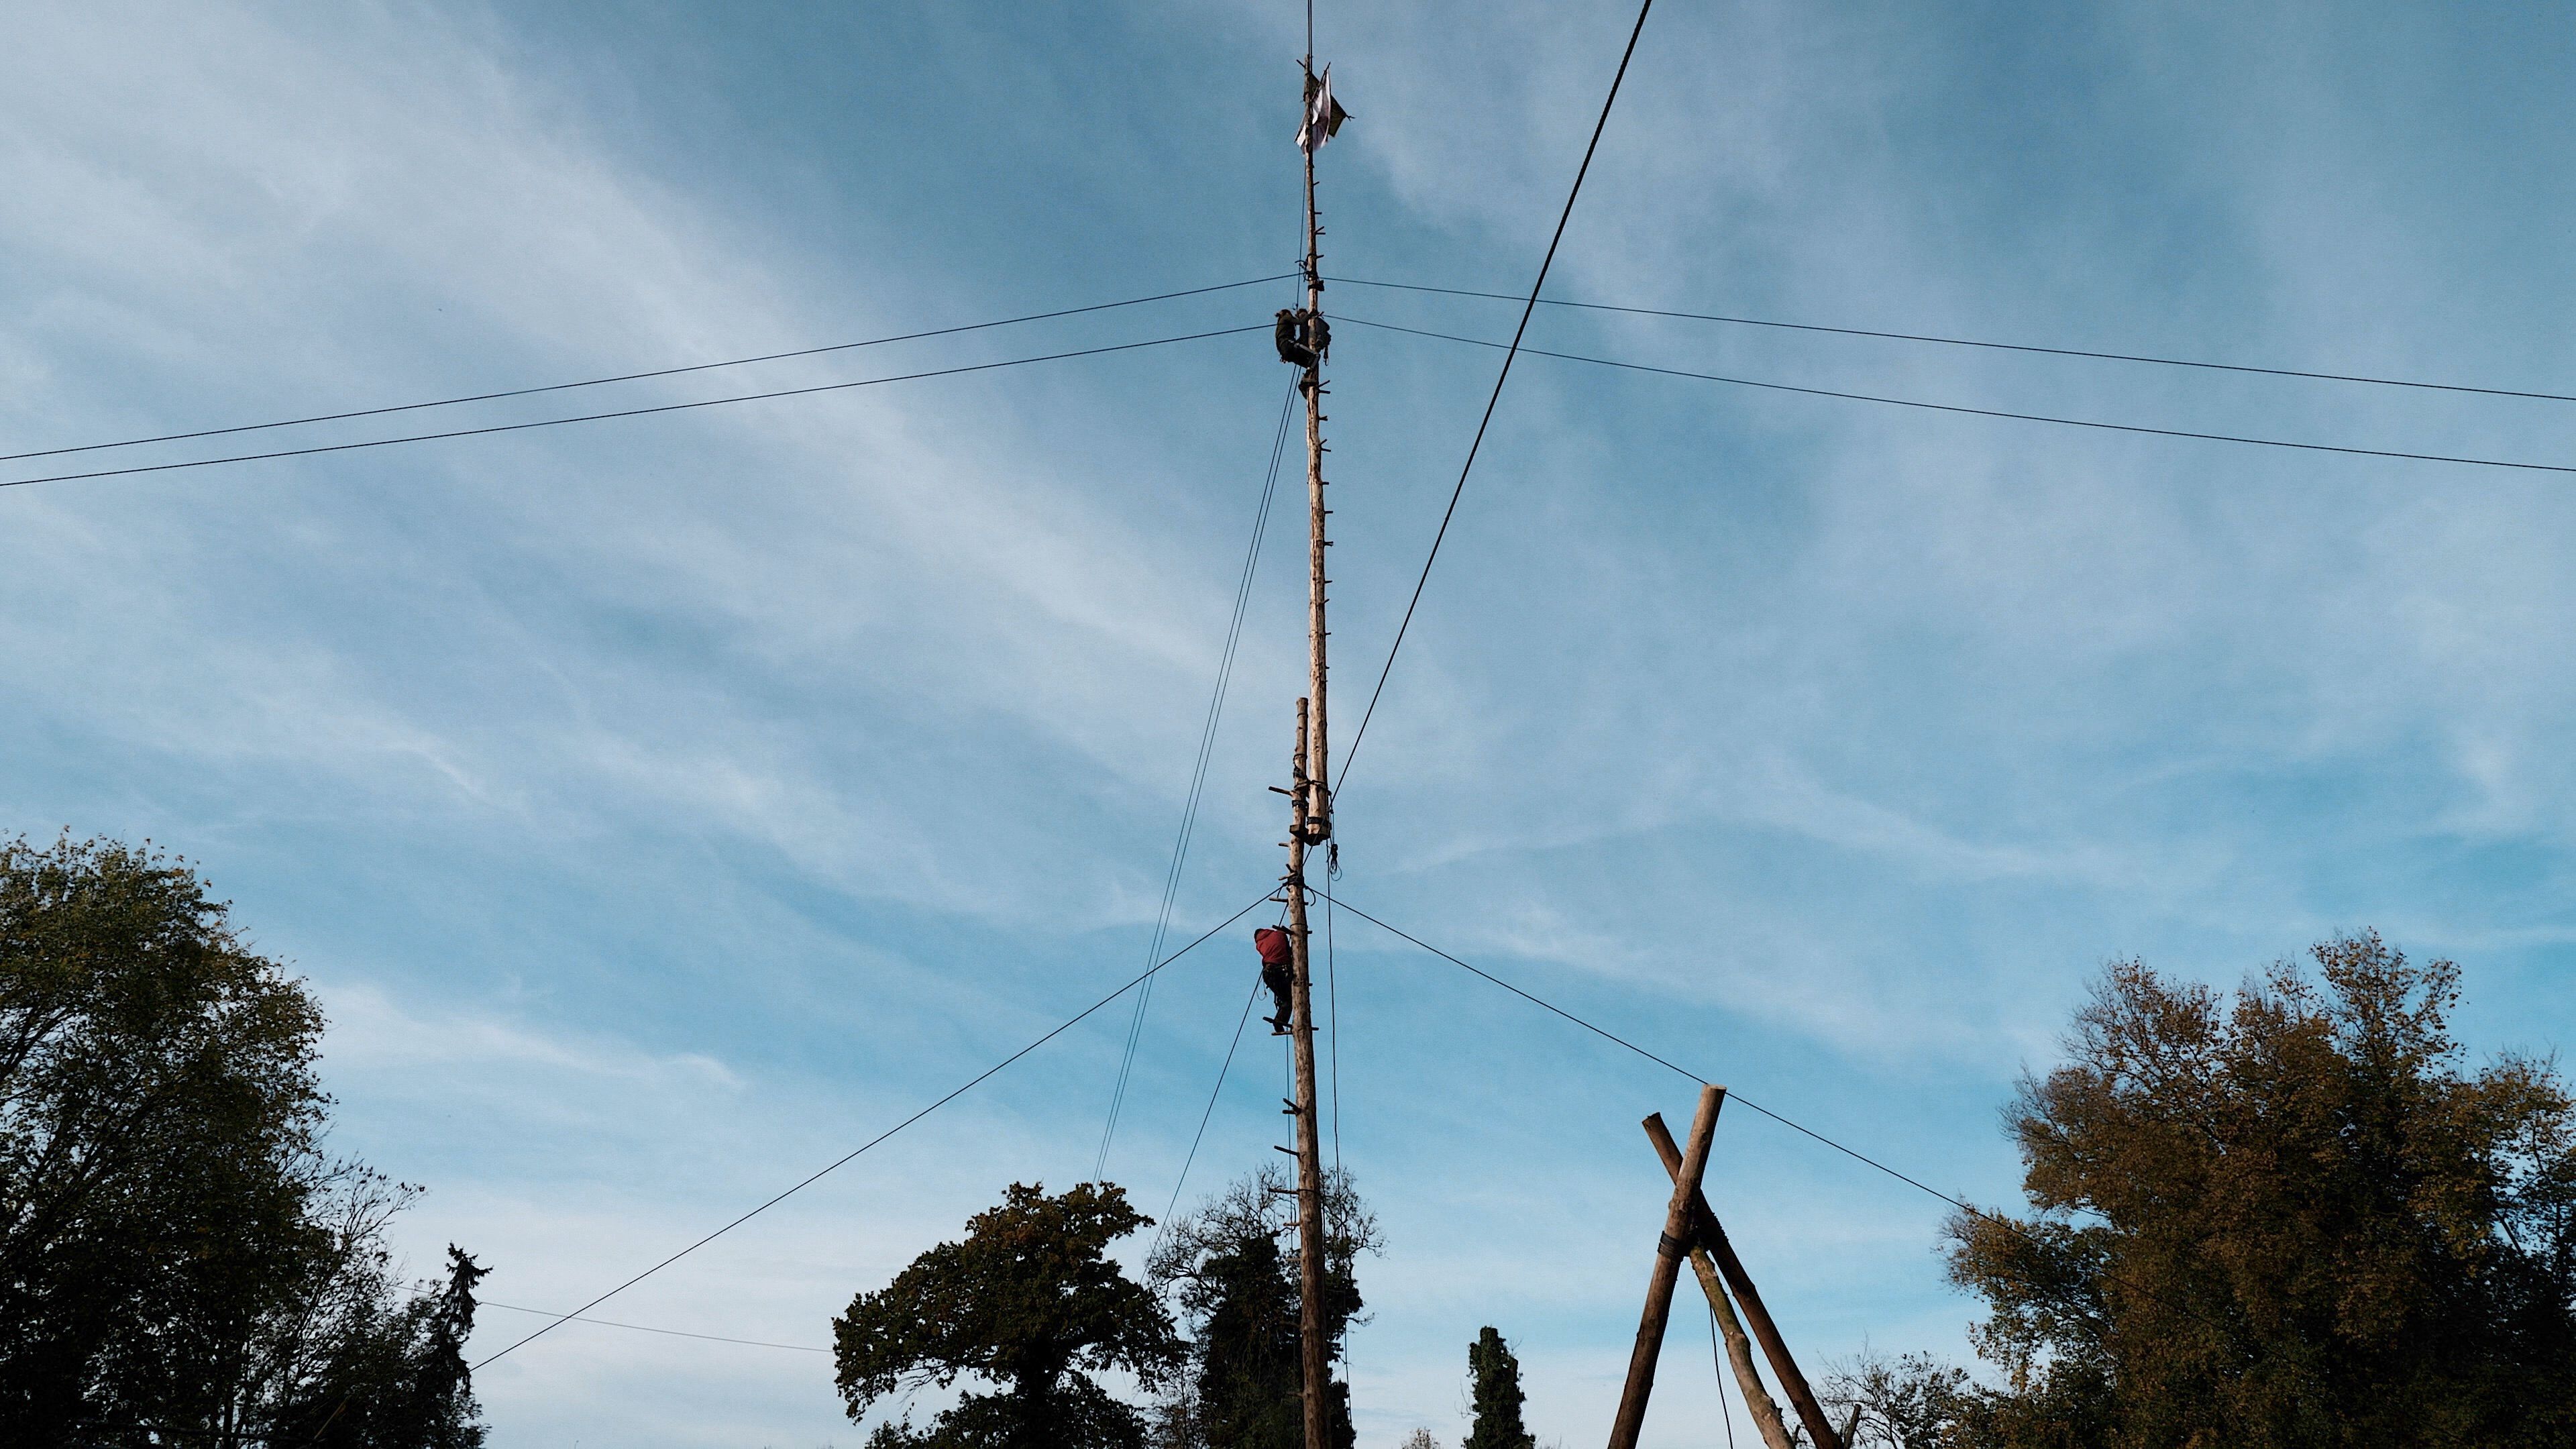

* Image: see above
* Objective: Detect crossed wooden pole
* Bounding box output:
[1605,1084,1847,1449]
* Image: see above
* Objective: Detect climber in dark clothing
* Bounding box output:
[1254,925,1295,1034]
[1274,309,1318,370]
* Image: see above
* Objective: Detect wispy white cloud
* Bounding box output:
[319,977,741,1092]
[11,2,2576,1445]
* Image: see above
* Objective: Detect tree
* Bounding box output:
[1146,1165,1379,1449]
[275,1241,492,1448]
[1935,933,2576,1447]
[1821,1351,1969,1449]
[1399,1431,1444,1449]
[0,834,486,1446]
[1463,1326,1535,1449]
[835,1181,1183,1449]
[1183,1226,1303,1449]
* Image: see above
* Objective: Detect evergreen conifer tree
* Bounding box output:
[1147,1167,1377,1449]
[1463,1327,1535,1449]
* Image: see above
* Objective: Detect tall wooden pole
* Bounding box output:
[1299,83,1330,842]
[1644,1114,1846,1449]
[1283,698,1328,1449]
[1285,23,1336,1449]
[1607,1083,1723,1449]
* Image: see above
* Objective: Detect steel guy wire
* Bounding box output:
[1333,0,1658,800]
[1711,1301,1739,1449]
[3,274,1294,465]
[1325,883,1342,1177]
[391,1281,829,1354]
[1157,975,1267,1240]
[1095,380,1299,1181]
[470,886,1273,1371]
[1338,315,2576,476]
[1311,885,1985,1214]
[3,325,1270,490]
[1338,275,2576,408]
[1311,886,2207,1326]
[475,1300,827,1354]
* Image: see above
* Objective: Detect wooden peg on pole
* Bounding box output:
[1606,1082,1723,1449]
[1644,1114,1845,1449]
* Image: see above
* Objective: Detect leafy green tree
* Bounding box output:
[0,833,486,1446]
[1146,1165,1378,1449]
[1927,933,2576,1448]
[1463,1326,1534,1449]
[835,1181,1183,1449]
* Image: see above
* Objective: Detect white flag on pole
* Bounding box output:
[1297,64,1349,153]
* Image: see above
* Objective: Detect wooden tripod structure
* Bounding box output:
[1606,1087,1849,1449]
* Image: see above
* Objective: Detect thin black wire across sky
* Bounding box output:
[471,887,1273,1371]
[1,274,1293,466]
[1333,0,1658,799]
[1339,275,2576,408]
[1341,315,2576,476]
[1309,887,2220,1327]
[395,1279,831,1354]
[1095,380,1301,1183]
[3,325,1269,490]
[476,1301,827,1354]
[1158,976,1267,1236]
[1310,888,1992,1221]
[1709,1301,1739,1449]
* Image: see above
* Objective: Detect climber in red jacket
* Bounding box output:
[1253,925,1295,1034]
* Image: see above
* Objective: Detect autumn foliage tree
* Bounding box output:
[1871,933,2576,1448]
[835,1181,1182,1449]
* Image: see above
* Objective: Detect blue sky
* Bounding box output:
[8,2,2576,1445]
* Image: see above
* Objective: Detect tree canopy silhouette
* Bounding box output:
[0,834,486,1446]
[1145,1165,1377,1449]
[1462,1326,1535,1449]
[1837,933,2576,1447]
[835,1181,1182,1449]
